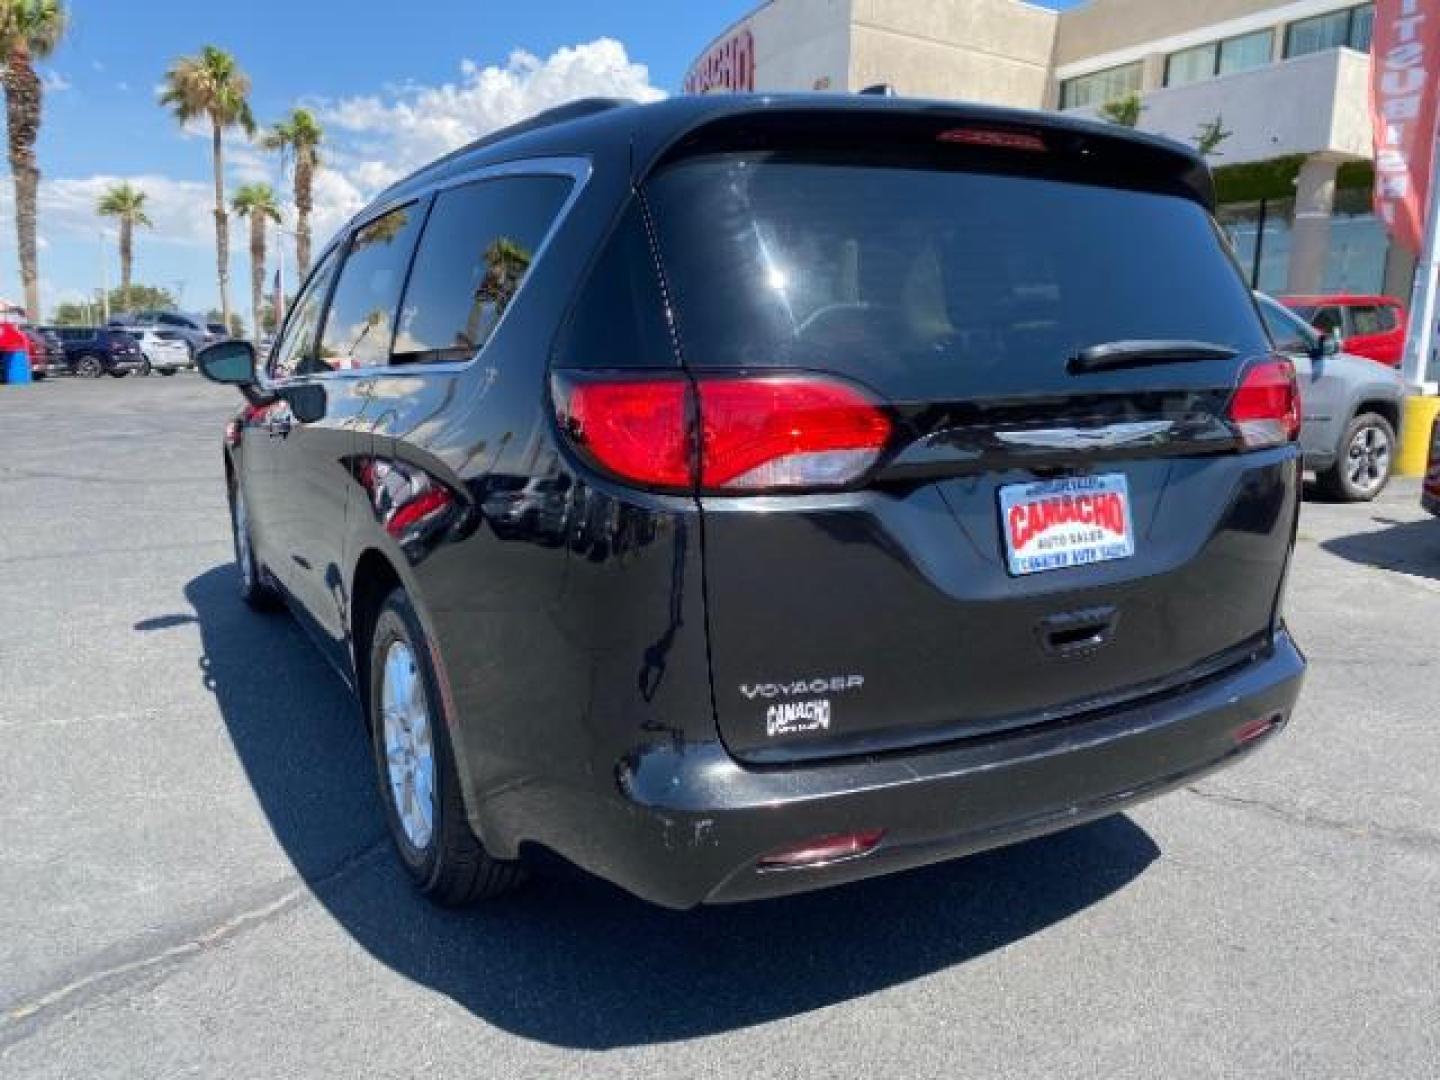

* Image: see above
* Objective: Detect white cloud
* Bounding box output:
[0,174,220,248]
[296,38,662,255]
[319,38,664,175]
[40,69,71,93]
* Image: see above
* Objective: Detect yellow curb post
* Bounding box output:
[1396,394,1440,477]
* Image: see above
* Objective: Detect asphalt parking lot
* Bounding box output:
[1,375,1437,1078]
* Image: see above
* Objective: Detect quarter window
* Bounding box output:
[1059,62,1144,110]
[318,204,424,371]
[392,175,572,363]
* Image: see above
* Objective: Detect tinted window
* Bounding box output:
[554,203,672,369]
[269,246,342,380]
[646,155,1268,399]
[318,204,424,371]
[394,175,572,363]
[1349,304,1390,336]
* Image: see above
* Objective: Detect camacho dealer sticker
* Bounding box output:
[999,474,1135,576]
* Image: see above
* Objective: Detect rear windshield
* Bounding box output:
[645,154,1267,398]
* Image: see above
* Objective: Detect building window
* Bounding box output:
[1219,29,1275,74]
[1059,62,1143,109]
[1322,187,1389,294]
[1284,4,1375,59]
[1165,30,1274,87]
[1165,44,1216,88]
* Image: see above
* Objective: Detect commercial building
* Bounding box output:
[685,1,1410,301]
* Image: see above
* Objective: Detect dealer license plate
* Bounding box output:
[999,474,1135,576]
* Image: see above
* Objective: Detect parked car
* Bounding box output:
[1422,416,1440,517]
[108,310,218,357]
[198,95,1305,910]
[121,327,194,375]
[1280,294,1408,367]
[21,326,62,378]
[1255,294,1404,500]
[44,325,145,377]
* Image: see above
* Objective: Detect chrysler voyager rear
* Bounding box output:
[206,96,1305,910]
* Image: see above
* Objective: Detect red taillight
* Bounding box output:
[1229,359,1301,449]
[385,486,453,537]
[698,376,893,489]
[553,373,892,493]
[555,376,692,489]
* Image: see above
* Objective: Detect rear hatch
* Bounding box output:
[642,111,1299,764]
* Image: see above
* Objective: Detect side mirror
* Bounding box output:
[196,339,274,406]
[197,339,257,385]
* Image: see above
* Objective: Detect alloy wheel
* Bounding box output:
[1346,423,1391,495]
[381,641,436,852]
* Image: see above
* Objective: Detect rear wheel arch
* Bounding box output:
[350,549,404,731]
[1355,397,1401,436]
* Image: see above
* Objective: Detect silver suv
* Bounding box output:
[1256,292,1405,501]
[108,310,217,357]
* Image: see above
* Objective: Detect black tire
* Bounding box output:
[75,354,104,379]
[229,480,282,610]
[111,368,129,379]
[368,587,524,906]
[159,367,177,376]
[1317,412,1396,503]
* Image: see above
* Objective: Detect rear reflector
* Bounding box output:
[553,372,892,493]
[1234,713,1284,746]
[1229,359,1301,449]
[757,829,886,871]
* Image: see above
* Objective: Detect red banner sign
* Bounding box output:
[684,28,755,96]
[1372,0,1440,253]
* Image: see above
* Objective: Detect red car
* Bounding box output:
[1281,294,1407,367]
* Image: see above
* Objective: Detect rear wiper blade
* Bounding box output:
[1068,339,1238,375]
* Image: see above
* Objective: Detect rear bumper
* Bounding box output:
[109,356,143,373]
[533,630,1305,909]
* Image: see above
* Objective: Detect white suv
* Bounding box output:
[124,328,193,376]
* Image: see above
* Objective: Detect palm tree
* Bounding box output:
[96,182,152,297]
[262,107,322,278]
[1,0,68,320]
[159,45,255,333]
[231,183,280,344]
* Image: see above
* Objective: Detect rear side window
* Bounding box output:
[1350,304,1397,335]
[393,175,572,364]
[319,203,424,371]
[644,155,1268,399]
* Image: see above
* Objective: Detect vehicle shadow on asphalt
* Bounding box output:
[179,562,1161,1050]
[1319,516,1440,581]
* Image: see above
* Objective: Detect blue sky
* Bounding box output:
[2,0,1076,321]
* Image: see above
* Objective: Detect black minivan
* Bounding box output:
[199,95,1306,909]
